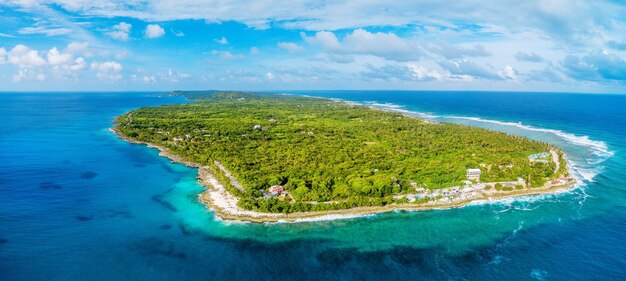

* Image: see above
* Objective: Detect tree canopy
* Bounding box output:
[116,92,558,213]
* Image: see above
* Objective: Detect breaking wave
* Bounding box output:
[443,115,613,182]
[357,100,612,183]
[446,116,613,159]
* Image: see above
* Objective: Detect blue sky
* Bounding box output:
[1,1,626,93]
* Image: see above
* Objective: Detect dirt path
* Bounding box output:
[550,149,560,174]
[214,160,245,192]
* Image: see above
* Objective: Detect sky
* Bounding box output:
[1,1,626,93]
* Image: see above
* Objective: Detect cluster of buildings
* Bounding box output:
[529,152,550,164]
[403,167,534,203]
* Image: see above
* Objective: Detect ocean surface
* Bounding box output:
[0,91,625,281]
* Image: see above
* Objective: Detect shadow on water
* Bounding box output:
[106,208,134,219]
[39,181,63,190]
[179,222,202,236]
[152,189,178,212]
[80,171,98,180]
[75,215,94,222]
[131,237,187,260]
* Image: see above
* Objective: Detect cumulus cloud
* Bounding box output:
[344,29,419,61]
[7,44,47,67]
[214,36,228,45]
[515,52,544,62]
[277,42,303,52]
[302,29,420,61]
[498,65,518,80]
[1,43,92,82]
[13,68,46,82]
[66,57,86,71]
[107,22,132,41]
[91,61,123,80]
[144,24,165,38]
[47,47,73,65]
[301,31,341,51]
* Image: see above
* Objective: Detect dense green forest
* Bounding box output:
[116,91,559,213]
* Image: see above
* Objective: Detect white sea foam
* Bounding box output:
[363,100,613,183]
[573,167,601,182]
[364,101,440,120]
[445,115,614,159]
[290,213,374,223]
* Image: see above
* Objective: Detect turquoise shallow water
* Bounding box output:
[0,91,625,280]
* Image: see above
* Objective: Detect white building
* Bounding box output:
[466,168,481,181]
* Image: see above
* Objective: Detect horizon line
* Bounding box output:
[0,89,624,95]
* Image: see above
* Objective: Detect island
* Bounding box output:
[113,91,576,222]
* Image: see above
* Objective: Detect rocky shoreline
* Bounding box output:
[111,125,578,223]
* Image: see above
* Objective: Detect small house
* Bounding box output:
[268,185,284,195]
[466,168,481,181]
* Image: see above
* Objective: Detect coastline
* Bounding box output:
[111,123,579,224]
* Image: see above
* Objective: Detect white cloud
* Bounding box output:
[13,68,46,82]
[107,22,132,41]
[30,1,621,45]
[344,29,418,61]
[515,52,544,62]
[439,60,503,80]
[277,42,303,52]
[7,44,47,67]
[214,36,228,45]
[265,72,275,80]
[210,50,243,60]
[18,26,72,36]
[302,29,419,61]
[0,32,16,38]
[361,63,443,81]
[67,57,86,71]
[302,31,341,50]
[142,75,156,83]
[144,24,165,38]
[66,42,89,54]
[91,61,123,80]
[47,47,73,65]
[498,65,518,80]
[561,51,626,81]
[407,64,445,81]
[172,29,185,37]
[429,42,490,59]
[163,69,190,82]
[0,48,6,64]
[250,47,260,55]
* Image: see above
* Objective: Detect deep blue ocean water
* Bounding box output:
[1,91,625,281]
